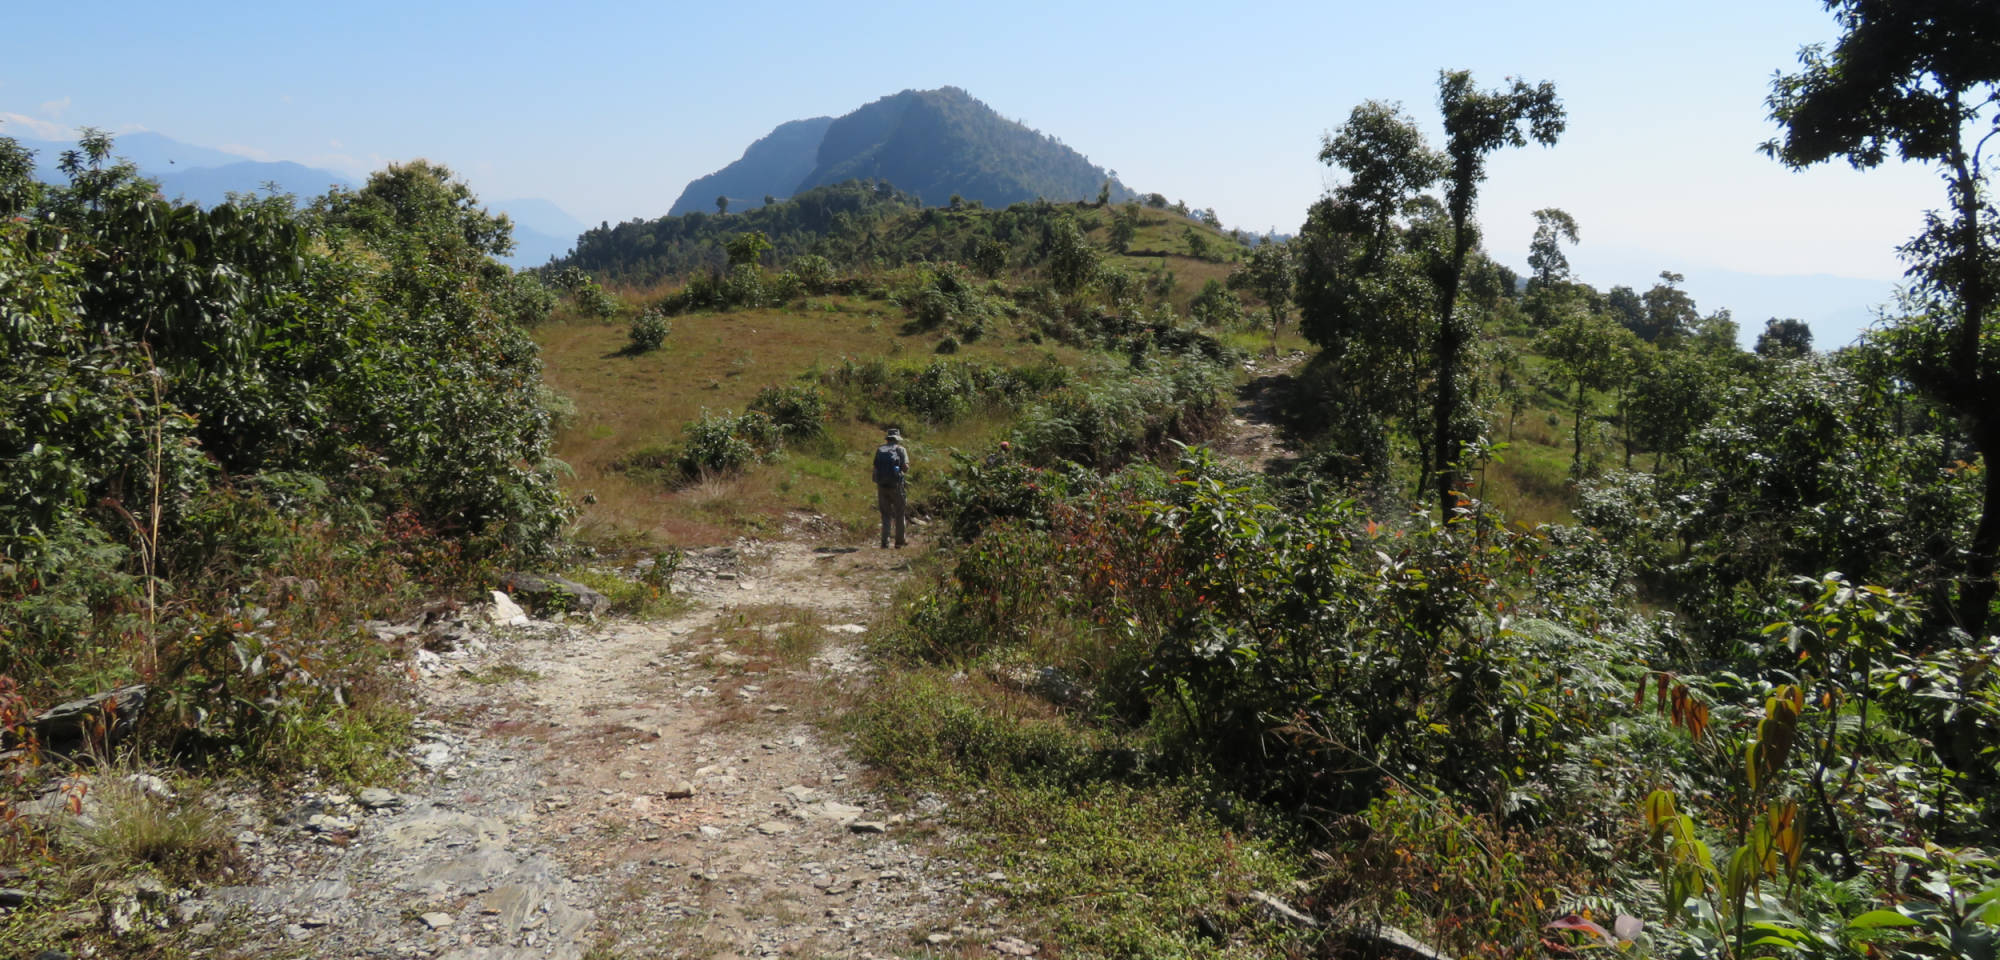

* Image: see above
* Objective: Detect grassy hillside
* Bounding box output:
[535,193,1296,550]
[538,294,1094,543]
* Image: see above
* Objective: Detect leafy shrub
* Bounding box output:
[677,410,772,476]
[900,265,994,332]
[935,334,961,354]
[1188,278,1243,326]
[902,448,1636,814]
[724,262,764,306]
[766,269,802,303]
[1012,356,1229,467]
[627,309,671,353]
[1314,785,1576,957]
[492,272,558,327]
[748,383,828,439]
[916,287,956,328]
[791,253,836,294]
[553,268,620,318]
[932,453,1081,544]
[897,359,992,422]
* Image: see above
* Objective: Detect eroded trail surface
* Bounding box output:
[1212,351,1305,475]
[205,541,990,960]
[197,361,1301,960]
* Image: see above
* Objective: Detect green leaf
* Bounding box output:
[1845,910,1919,930]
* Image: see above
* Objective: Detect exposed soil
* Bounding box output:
[165,361,1301,959]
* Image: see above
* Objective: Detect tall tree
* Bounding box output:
[1431,70,1565,517]
[1633,271,1698,342]
[1525,208,1580,327]
[1766,0,2000,632]
[1756,317,1815,358]
[1537,304,1630,478]
[1315,100,1445,270]
[1295,102,1445,487]
[1108,202,1138,253]
[1525,209,1579,294]
[1237,242,1294,347]
[1045,214,1098,295]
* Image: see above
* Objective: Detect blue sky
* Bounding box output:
[1,0,1955,340]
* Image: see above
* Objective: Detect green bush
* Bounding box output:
[1188,278,1243,326]
[627,309,671,353]
[748,383,828,439]
[723,262,764,306]
[1012,356,1229,467]
[673,410,779,478]
[792,253,836,294]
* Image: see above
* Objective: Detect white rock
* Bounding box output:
[420,911,455,930]
[126,773,175,799]
[486,591,529,627]
[823,624,867,635]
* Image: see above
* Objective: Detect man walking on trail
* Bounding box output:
[873,428,910,549]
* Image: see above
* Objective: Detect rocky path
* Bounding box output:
[1213,351,1305,475]
[198,540,997,960]
[173,362,1304,960]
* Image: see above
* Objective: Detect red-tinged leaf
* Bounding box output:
[1545,914,1613,943]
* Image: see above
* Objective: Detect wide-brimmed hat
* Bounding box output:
[885,428,901,440]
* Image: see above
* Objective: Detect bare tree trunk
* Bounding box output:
[1572,380,1586,478]
[1964,425,1999,636]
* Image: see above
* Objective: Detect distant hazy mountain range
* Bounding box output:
[669,87,1133,216]
[9,130,578,267]
[1561,247,1899,351]
[491,197,588,267]
[15,131,354,207]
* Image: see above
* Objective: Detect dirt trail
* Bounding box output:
[1213,351,1306,474]
[204,541,990,960]
[197,361,1302,959]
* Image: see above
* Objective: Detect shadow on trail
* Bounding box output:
[1213,353,1307,476]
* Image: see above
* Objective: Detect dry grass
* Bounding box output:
[702,603,828,666]
[55,771,243,890]
[538,289,1108,549]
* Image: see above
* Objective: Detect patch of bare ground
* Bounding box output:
[196,534,1005,960]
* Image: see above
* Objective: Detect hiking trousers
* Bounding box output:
[877,482,907,548]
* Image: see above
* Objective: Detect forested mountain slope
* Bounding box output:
[667,116,835,216]
[662,87,1131,223]
[795,87,1132,208]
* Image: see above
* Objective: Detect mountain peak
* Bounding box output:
[666,87,1129,218]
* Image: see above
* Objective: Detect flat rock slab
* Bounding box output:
[439,950,584,960]
[379,810,511,849]
[413,845,520,888]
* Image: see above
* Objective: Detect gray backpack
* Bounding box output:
[872,444,903,484]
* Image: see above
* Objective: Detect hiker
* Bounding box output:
[873,428,910,549]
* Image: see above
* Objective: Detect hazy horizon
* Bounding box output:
[4,0,1949,345]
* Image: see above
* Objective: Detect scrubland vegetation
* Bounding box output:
[2,2,1997,958]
